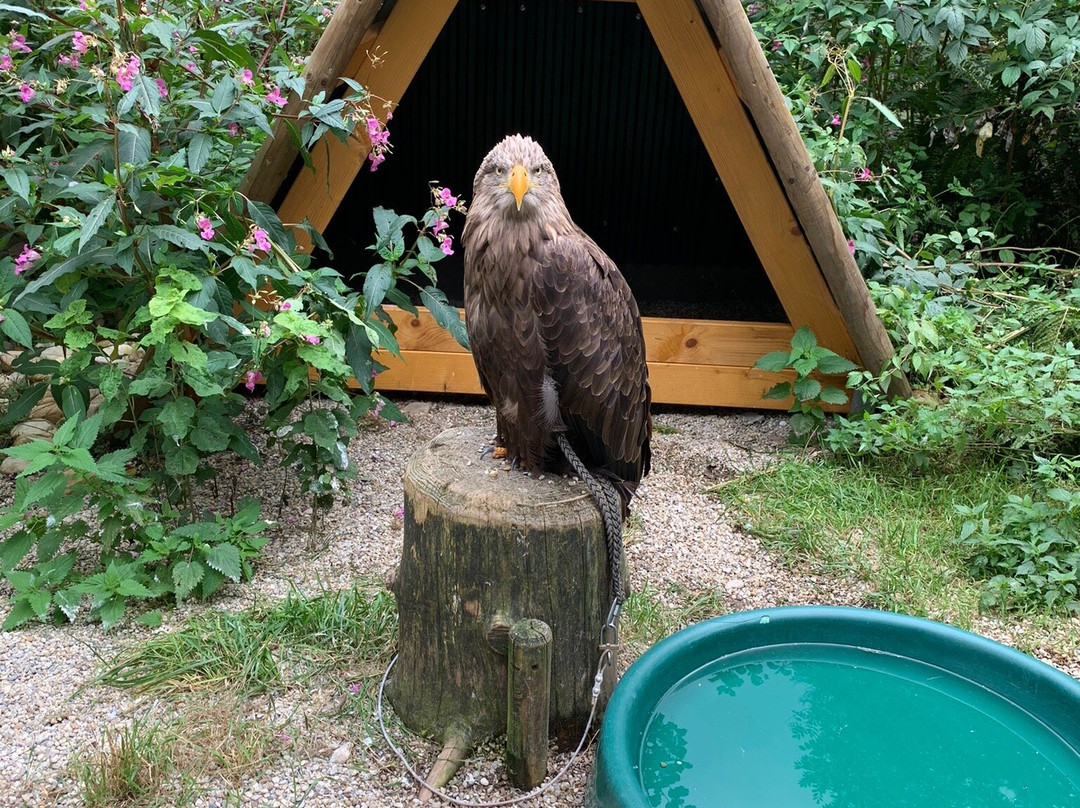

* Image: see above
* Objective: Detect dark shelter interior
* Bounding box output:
[313,0,785,322]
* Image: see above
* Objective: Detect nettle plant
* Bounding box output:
[0,1,467,629]
[754,326,857,443]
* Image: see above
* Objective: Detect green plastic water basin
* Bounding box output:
[591,606,1080,808]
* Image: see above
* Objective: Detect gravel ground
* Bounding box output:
[2,399,1079,807]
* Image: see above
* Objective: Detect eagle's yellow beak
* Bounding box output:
[508,163,531,211]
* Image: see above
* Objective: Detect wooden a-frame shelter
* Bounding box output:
[240,0,909,409]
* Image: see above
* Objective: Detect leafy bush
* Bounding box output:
[0,0,466,628]
[753,0,1080,254]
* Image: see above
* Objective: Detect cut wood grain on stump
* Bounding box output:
[389,426,621,793]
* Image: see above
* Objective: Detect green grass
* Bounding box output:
[77,715,180,808]
[85,584,399,806]
[99,585,397,695]
[713,457,1019,625]
[621,581,727,656]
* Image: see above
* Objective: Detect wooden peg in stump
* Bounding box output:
[507,619,553,790]
[388,426,622,796]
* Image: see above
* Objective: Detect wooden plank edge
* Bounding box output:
[368,349,850,411]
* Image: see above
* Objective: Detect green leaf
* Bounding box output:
[865,97,904,130]
[0,4,49,19]
[193,28,257,70]
[815,354,860,374]
[302,409,339,447]
[19,471,67,509]
[135,610,163,628]
[152,224,207,251]
[2,599,36,630]
[158,397,197,440]
[420,286,469,350]
[0,167,30,203]
[0,310,33,348]
[204,543,242,582]
[790,326,817,352]
[793,376,823,402]
[754,350,792,372]
[28,589,51,619]
[53,588,81,621]
[164,443,199,476]
[0,532,35,570]
[116,123,152,165]
[762,381,792,400]
[5,569,35,590]
[79,196,116,254]
[1001,64,1023,88]
[248,200,287,246]
[172,560,205,599]
[819,385,850,405]
[363,262,394,315]
[96,596,126,631]
[116,578,155,598]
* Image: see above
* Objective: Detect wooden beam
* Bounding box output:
[700,0,909,396]
[369,312,848,410]
[238,0,386,204]
[276,0,459,240]
[372,349,847,410]
[385,306,799,367]
[635,0,858,363]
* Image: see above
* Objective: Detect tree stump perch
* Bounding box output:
[389,426,620,791]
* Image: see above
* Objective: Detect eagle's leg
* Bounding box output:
[480,413,510,460]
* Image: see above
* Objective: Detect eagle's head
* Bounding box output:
[472,134,567,223]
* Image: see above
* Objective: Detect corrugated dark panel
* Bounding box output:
[322,0,783,321]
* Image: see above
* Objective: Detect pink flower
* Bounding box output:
[855,167,872,181]
[366,117,380,137]
[304,335,321,345]
[58,53,80,68]
[18,83,33,103]
[252,228,272,252]
[0,54,11,71]
[830,114,841,127]
[393,506,404,520]
[431,219,448,235]
[440,237,454,256]
[278,300,292,311]
[228,122,239,137]
[196,216,215,240]
[439,187,457,206]
[9,32,31,54]
[244,369,264,391]
[155,77,168,98]
[115,55,140,91]
[183,62,197,74]
[770,39,782,51]
[368,152,385,171]
[847,239,856,254]
[265,86,287,107]
[239,68,254,86]
[72,31,88,53]
[14,245,40,275]
[79,0,87,7]
[348,682,363,694]
[188,45,197,54]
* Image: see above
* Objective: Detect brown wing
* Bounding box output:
[532,232,652,487]
[463,242,551,471]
